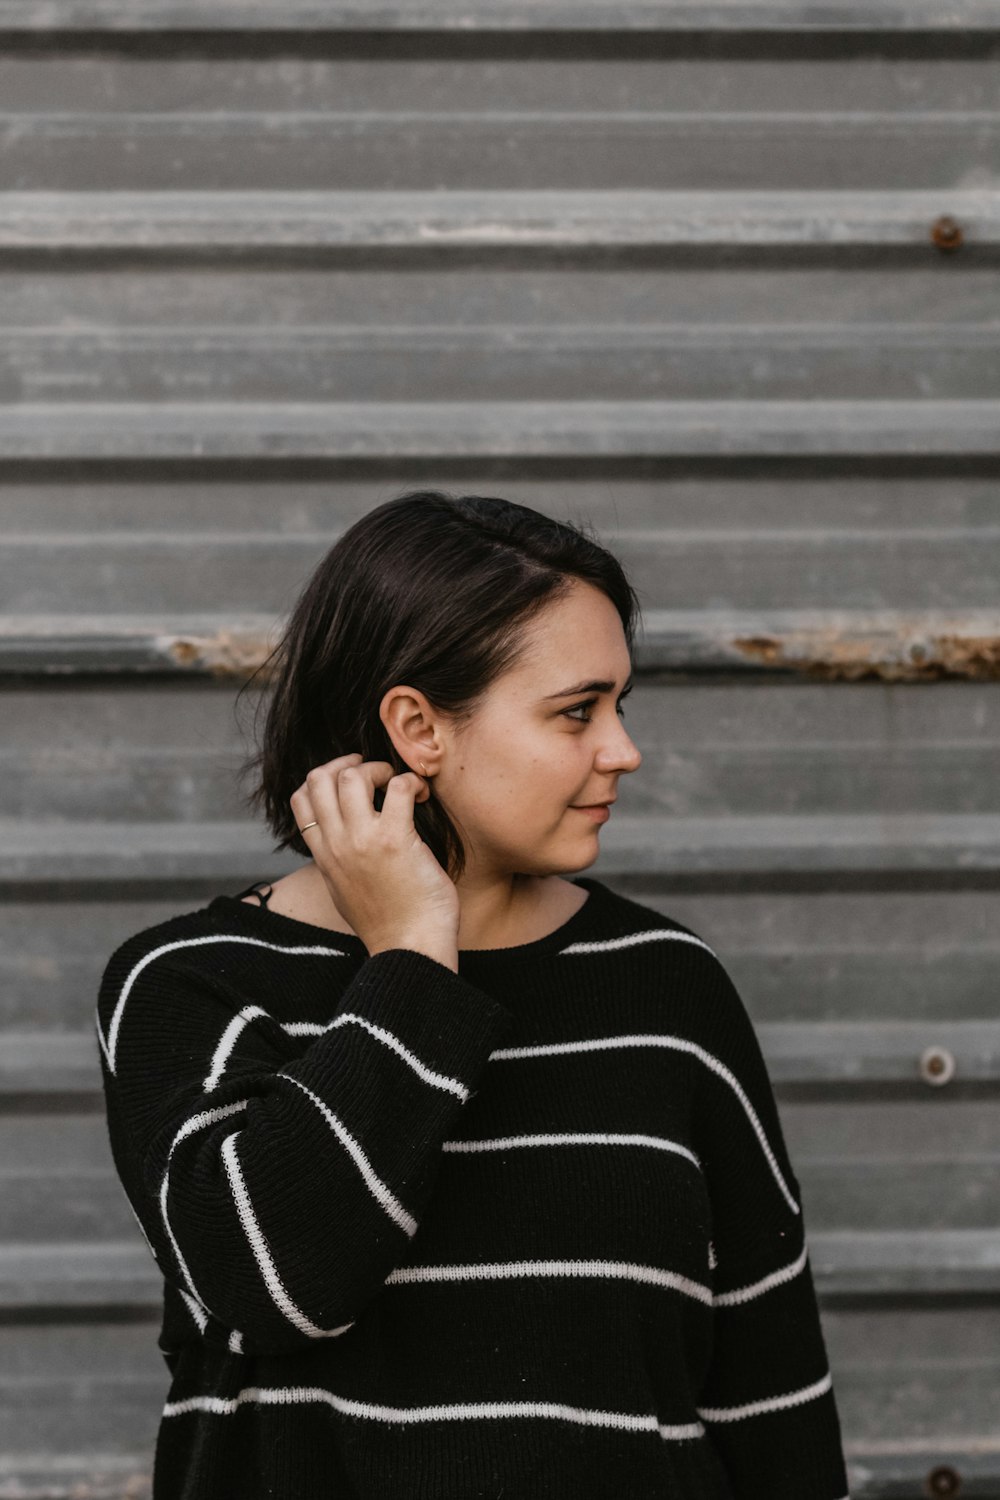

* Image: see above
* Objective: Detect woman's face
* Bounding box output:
[426,579,642,880]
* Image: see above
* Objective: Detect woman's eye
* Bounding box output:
[563,700,627,723]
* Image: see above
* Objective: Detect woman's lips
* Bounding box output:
[572,804,611,822]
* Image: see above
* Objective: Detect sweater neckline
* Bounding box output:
[208,875,604,964]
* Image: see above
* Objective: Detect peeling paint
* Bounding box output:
[155,625,1000,684]
[733,627,1000,682]
[160,630,278,679]
[160,623,1000,683]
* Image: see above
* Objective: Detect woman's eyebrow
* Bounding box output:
[539,674,634,701]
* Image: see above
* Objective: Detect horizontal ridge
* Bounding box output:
[1,189,997,250]
[0,399,996,459]
[0,2,997,31]
[1,813,998,882]
[4,609,998,681]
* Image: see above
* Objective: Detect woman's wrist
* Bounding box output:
[365,934,460,973]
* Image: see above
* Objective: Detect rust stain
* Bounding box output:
[734,635,787,668]
[161,629,280,680]
[935,633,1000,678]
[159,624,1000,684]
[925,1464,961,1498]
[733,628,1000,682]
[930,214,963,252]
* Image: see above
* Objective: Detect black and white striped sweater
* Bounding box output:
[95,874,850,1500]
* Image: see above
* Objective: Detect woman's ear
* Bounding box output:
[379,683,442,778]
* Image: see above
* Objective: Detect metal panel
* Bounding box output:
[2,188,998,250]
[0,2,997,29]
[1,7,998,1497]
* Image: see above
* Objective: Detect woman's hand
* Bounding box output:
[290,754,460,966]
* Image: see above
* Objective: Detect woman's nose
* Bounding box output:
[599,727,642,774]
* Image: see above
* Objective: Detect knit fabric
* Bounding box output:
[95,874,850,1500]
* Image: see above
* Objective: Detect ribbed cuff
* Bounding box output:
[342,946,515,1089]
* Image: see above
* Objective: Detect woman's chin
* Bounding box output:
[561,843,601,872]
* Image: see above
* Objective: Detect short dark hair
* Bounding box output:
[236,489,642,879]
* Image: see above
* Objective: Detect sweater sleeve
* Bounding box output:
[95,941,513,1356]
[689,949,851,1500]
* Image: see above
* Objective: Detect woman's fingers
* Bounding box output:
[291,755,430,854]
[291,752,362,837]
[288,753,457,951]
[334,761,397,827]
[380,768,429,826]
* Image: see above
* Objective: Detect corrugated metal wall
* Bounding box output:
[2,5,999,1496]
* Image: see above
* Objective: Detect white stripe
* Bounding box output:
[179,1287,208,1334]
[204,1005,269,1091]
[490,1033,799,1215]
[561,928,717,959]
[385,1257,712,1305]
[277,1074,419,1237]
[659,1419,706,1439]
[170,1097,250,1152]
[280,1012,471,1100]
[165,1393,237,1416]
[219,1129,355,1341]
[100,932,351,1074]
[228,1329,244,1354]
[693,1044,800,1215]
[159,1097,249,1319]
[163,1384,705,1439]
[94,1009,113,1070]
[697,1370,833,1423]
[441,1131,702,1173]
[712,1243,809,1307]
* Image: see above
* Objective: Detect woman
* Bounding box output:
[96,490,850,1499]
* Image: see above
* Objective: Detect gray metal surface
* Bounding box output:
[2,7,998,1499]
[3,189,999,249]
[0,2,999,29]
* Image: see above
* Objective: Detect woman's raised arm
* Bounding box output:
[96,939,512,1356]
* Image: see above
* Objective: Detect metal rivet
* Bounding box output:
[920,1046,956,1086]
[926,1463,961,1497]
[931,215,963,252]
